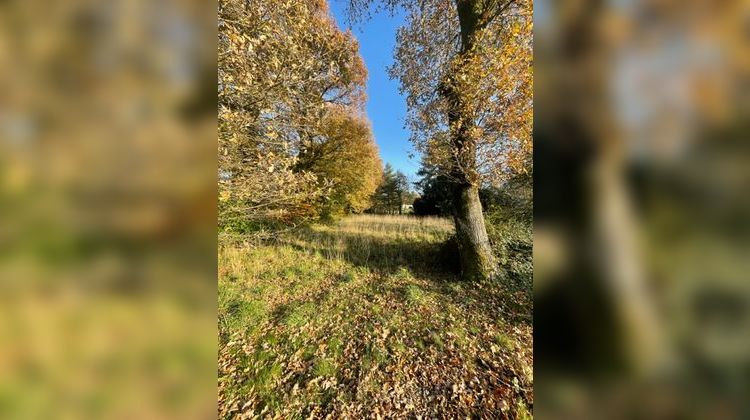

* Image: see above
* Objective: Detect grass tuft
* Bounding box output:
[404,284,425,304]
[284,302,316,327]
[429,332,445,350]
[219,296,266,334]
[313,358,337,377]
[493,332,514,350]
[339,270,357,283]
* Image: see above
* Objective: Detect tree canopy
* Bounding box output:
[218,0,381,231]
[296,107,383,219]
[348,0,532,186]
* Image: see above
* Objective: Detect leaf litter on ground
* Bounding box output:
[218,215,532,419]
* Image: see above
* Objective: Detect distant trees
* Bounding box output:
[218,0,381,232]
[393,171,410,214]
[369,164,411,214]
[413,161,532,220]
[412,163,453,217]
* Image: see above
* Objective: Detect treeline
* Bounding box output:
[412,163,531,222]
[367,164,417,215]
[218,0,382,234]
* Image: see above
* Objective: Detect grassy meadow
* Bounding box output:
[218,215,532,418]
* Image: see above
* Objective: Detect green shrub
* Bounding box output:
[436,208,531,288]
[485,209,532,291]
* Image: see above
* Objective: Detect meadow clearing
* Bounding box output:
[218,214,532,418]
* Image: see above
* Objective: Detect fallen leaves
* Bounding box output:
[218,215,533,418]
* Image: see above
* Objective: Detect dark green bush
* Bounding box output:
[486,214,532,290]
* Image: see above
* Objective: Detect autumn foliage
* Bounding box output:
[349,0,532,185]
[296,107,383,219]
[218,0,381,233]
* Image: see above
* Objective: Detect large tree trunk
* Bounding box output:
[446,117,496,281]
[443,0,496,281]
[453,182,495,281]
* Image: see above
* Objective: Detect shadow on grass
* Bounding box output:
[274,226,532,327]
[269,288,333,326]
[275,228,452,277]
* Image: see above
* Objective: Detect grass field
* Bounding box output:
[218,214,532,418]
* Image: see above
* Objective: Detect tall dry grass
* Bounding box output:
[274,214,454,271]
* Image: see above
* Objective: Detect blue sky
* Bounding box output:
[329,2,420,179]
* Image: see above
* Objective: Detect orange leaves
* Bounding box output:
[297,108,382,217]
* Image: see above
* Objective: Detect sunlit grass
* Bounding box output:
[218,214,532,418]
[276,215,453,271]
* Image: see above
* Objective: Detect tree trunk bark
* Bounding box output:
[442,0,496,281]
[453,182,495,281]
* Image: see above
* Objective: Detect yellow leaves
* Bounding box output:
[219,0,372,225]
[269,55,281,70]
[392,0,531,185]
[227,31,241,45]
[296,107,381,216]
[511,21,522,36]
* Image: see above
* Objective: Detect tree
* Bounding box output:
[296,107,383,219]
[219,0,370,231]
[347,0,532,281]
[413,162,454,216]
[370,163,396,214]
[400,188,420,213]
[369,163,407,214]
[394,171,409,214]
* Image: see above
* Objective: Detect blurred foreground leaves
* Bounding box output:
[0,0,216,418]
[534,0,750,417]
